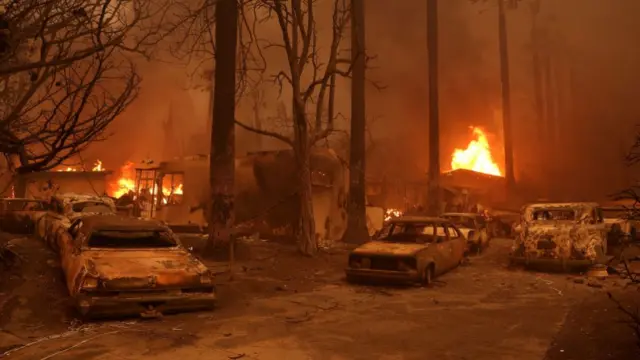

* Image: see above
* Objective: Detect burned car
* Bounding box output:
[57,215,215,318]
[441,212,490,254]
[346,216,466,285]
[511,202,608,267]
[36,193,116,250]
[601,206,640,247]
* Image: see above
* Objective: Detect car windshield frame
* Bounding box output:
[442,215,476,229]
[528,207,577,221]
[85,230,178,249]
[378,221,446,244]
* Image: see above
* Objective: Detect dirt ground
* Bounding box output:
[1,235,639,360]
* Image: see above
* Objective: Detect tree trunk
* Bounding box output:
[498,0,515,189]
[207,0,237,254]
[426,0,441,215]
[294,116,317,256]
[342,0,369,244]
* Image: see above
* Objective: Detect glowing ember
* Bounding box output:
[55,159,105,172]
[92,160,104,171]
[450,127,502,176]
[384,208,403,222]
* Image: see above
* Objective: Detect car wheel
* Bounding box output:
[421,265,433,287]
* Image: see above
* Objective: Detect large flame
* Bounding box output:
[109,161,183,201]
[451,127,502,176]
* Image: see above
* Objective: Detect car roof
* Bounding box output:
[525,202,600,209]
[441,213,478,217]
[390,216,451,224]
[80,215,168,232]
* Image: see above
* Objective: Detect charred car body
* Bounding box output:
[57,215,215,318]
[36,193,116,250]
[440,213,490,254]
[511,202,607,267]
[346,216,466,285]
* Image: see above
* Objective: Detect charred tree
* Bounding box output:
[207,0,238,252]
[0,1,177,174]
[498,0,515,189]
[232,0,352,256]
[341,0,369,244]
[426,0,441,215]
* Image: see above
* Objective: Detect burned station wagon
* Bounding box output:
[58,215,216,318]
[511,202,607,267]
[346,216,466,286]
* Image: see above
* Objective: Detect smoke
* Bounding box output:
[87,0,640,200]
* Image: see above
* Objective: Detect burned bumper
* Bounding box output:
[76,290,216,318]
[345,268,419,283]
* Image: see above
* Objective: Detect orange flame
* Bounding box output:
[109,161,184,200]
[451,127,502,176]
[56,159,105,172]
[92,160,104,171]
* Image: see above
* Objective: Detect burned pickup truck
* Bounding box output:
[511,202,608,268]
[57,215,215,319]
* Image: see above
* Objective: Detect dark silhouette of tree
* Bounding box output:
[207,0,238,252]
[341,0,368,244]
[426,0,440,214]
[0,0,178,180]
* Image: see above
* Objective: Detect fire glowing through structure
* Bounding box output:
[110,161,183,200]
[55,160,183,200]
[450,127,502,176]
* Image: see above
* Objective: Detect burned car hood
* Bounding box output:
[352,241,427,256]
[84,249,209,280]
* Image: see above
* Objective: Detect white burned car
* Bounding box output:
[511,202,608,267]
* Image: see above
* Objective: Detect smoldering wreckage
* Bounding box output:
[0,150,639,320]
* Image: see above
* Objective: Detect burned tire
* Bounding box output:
[421,264,434,287]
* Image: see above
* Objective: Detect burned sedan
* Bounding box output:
[441,212,490,254]
[346,216,466,286]
[58,215,215,318]
[511,202,608,268]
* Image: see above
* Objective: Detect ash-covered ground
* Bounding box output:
[1,236,638,360]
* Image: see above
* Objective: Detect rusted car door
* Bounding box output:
[431,222,456,271]
[445,224,466,263]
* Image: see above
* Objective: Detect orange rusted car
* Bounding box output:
[58,215,216,319]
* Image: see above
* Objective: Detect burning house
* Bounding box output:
[113,149,383,241]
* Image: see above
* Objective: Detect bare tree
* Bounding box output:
[231,0,352,255]
[0,0,178,185]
